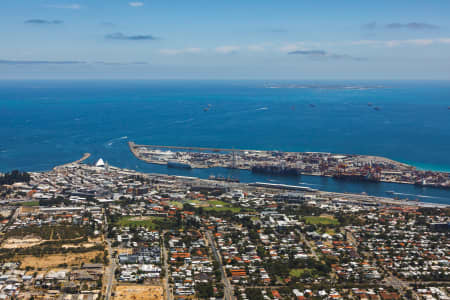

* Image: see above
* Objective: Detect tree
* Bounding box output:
[0,170,30,185]
[196,282,214,298]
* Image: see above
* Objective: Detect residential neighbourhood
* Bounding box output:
[0,161,448,299]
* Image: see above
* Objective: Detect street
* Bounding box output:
[206,231,234,300]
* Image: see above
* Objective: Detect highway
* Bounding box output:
[206,231,234,300]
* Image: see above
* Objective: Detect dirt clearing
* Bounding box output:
[113,285,163,300]
[18,251,104,269]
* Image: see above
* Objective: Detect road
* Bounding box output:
[0,207,20,244]
[384,273,416,298]
[297,230,319,260]
[161,234,172,300]
[105,239,116,300]
[206,231,234,300]
[104,212,116,300]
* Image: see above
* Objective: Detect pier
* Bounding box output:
[54,153,91,169]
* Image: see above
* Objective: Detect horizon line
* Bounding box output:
[0,78,449,81]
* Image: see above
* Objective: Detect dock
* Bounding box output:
[129,141,450,190]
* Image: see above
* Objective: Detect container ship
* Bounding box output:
[208,175,240,183]
[251,165,301,176]
[332,173,380,182]
[167,161,192,169]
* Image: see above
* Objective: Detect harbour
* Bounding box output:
[129,142,450,189]
[127,142,450,205]
[1,80,450,206]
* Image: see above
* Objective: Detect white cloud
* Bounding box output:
[215,46,240,54]
[438,38,450,44]
[278,42,325,53]
[351,38,450,47]
[160,48,203,55]
[247,45,265,52]
[279,43,306,53]
[129,2,144,7]
[45,4,81,9]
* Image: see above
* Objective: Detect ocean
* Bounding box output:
[1,80,450,204]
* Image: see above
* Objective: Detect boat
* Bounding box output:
[374,106,381,111]
[332,173,380,182]
[385,190,395,195]
[251,165,301,176]
[167,161,192,169]
[208,175,239,183]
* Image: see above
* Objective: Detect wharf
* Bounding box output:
[129,142,450,190]
[129,142,246,153]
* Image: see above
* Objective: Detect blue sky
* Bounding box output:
[1,0,450,79]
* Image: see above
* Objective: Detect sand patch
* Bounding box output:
[2,236,44,249]
[113,285,163,300]
[19,251,104,269]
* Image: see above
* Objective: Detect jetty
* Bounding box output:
[54,153,91,169]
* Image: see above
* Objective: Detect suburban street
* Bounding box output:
[161,235,173,300]
[206,231,234,300]
[104,212,116,300]
[297,230,319,260]
[104,239,116,300]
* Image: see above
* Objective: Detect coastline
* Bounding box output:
[7,152,446,208]
[42,154,450,208]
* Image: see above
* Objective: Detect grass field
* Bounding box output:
[289,268,314,278]
[187,199,203,206]
[204,200,241,213]
[117,216,166,230]
[303,216,339,225]
[18,201,39,206]
[117,216,178,230]
[169,201,183,209]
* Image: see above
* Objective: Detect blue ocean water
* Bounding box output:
[1,80,449,204]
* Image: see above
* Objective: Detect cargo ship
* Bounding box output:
[208,175,240,183]
[167,161,192,169]
[251,165,301,176]
[332,173,380,182]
